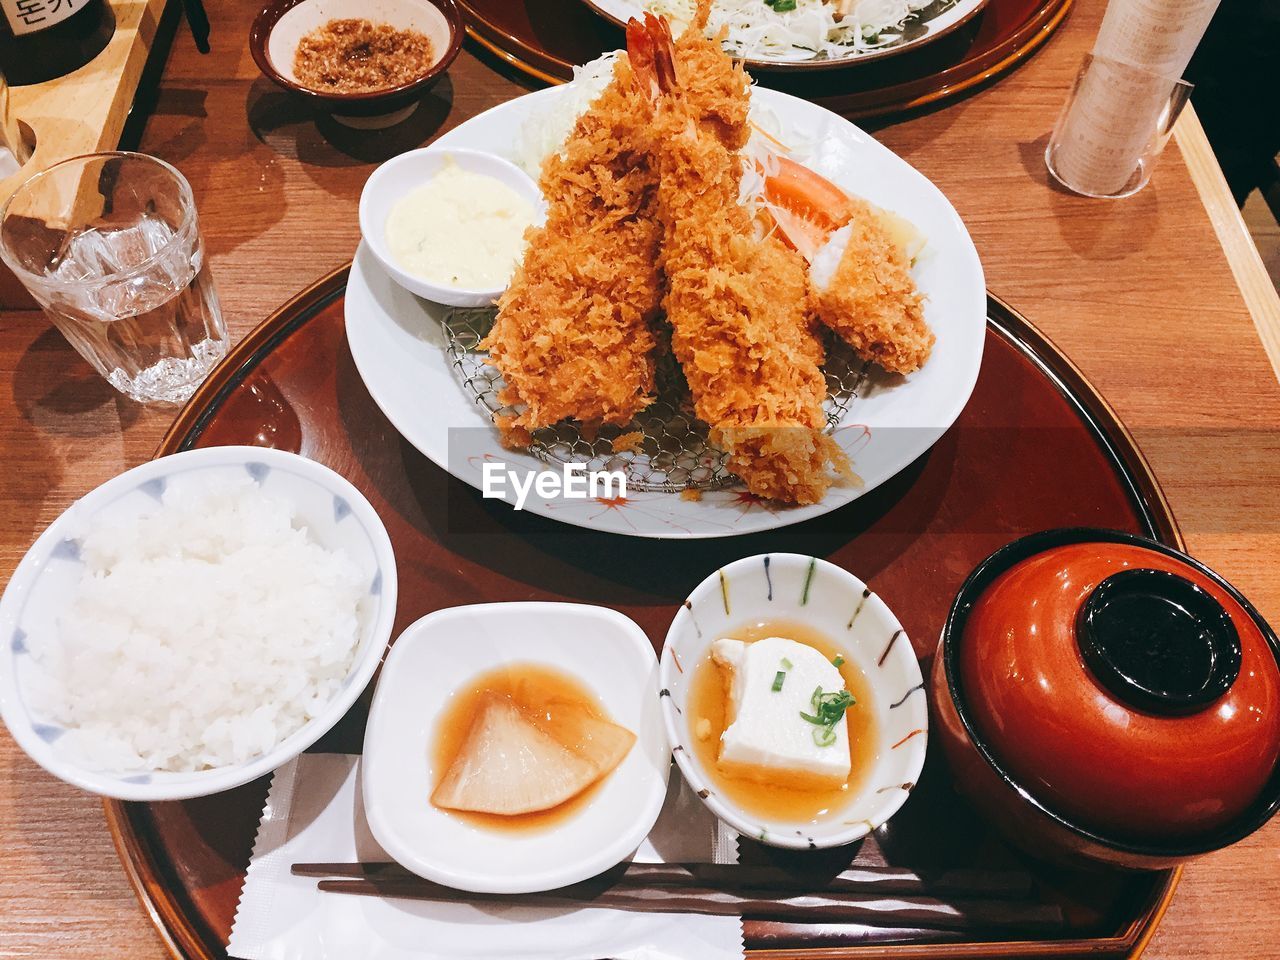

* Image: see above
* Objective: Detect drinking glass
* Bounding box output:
[1045,54,1194,199]
[0,152,227,404]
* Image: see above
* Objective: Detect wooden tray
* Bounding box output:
[104,266,1181,959]
[458,0,1072,118]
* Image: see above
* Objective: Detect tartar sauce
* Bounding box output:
[386,161,536,289]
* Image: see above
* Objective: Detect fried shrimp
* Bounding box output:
[758,152,934,374]
[628,11,853,505]
[810,201,933,375]
[481,54,662,446]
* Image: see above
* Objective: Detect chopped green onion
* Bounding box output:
[767,0,798,10]
[813,726,837,747]
[832,655,845,668]
[799,686,855,746]
[780,657,794,670]
[772,670,787,692]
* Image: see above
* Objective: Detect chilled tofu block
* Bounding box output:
[710,636,851,786]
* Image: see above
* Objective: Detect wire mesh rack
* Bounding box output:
[442,308,869,494]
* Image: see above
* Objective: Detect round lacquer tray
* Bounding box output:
[458,0,1072,118]
[105,265,1178,959]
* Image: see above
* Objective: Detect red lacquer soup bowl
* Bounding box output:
[930,528,1280,870]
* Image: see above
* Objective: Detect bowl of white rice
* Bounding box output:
[0,446,397,801]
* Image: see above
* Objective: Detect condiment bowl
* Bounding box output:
[661,554,928,850]
[362,602,670,894]
[0,446,398,801]
[358,146,545,307]
[932,527,1280,870]
[249,0,463,127]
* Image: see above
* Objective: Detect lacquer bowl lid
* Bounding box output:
[947,528,1280,847]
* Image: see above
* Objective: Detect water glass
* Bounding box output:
[1045,54,1193,199]
[0,152,227,405]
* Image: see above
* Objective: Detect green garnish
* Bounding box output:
[799,686,855,746]
[767,0,798,11]
[832,655,845,667]
[772,670,787,692]
[780,657,794,670]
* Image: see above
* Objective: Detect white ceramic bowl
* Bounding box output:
[0,446,398,801]
[358,147,544,307]
[661,553,927,849]
[362,602,670,893]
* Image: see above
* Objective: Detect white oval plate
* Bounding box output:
[578,0,990,68]
[344,84,985,539]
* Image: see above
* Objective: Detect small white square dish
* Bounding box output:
[362,601,670,893]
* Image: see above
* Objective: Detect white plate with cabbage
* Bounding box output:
[343,53,986,539]
[579,0,989,66]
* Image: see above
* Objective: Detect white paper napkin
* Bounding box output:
[228,754,744,960]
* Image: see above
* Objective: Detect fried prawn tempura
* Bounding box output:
[811,202,933,375]
[481,55,662,446]
[759,153,934,375]
[629,11,852,505]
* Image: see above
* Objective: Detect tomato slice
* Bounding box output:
[759,155,858,261]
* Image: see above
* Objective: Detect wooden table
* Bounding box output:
[3,0,1279,957]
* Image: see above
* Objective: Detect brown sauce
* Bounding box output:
[430,662,614,833]
[293,19,434,94]
[688,619,879,825]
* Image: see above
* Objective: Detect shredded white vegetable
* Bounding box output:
[512,52,622,177]
[511,49,929,266]
[515,52,796,180]
[644,0,933,61]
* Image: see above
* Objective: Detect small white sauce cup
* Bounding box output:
[358,147,545,307]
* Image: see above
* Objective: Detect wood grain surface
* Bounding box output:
[0,0,168,210]
[1,0,1278,957]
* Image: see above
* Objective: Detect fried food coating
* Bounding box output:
[482,55,662,444]
[636,12,852,504]
[814,201,934,375]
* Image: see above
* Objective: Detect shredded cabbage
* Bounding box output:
[512,52,622,177]
[644,0,932,60]
[516,53,796,180]
[512,46,927,270]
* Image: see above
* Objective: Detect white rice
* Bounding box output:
[30,475,367,773]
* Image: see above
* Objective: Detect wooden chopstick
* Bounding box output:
[311,876,1065,933]
[291,861,1036,899]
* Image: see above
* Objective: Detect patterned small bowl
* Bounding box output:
[0,446,397,801]
[660,553,927,850]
